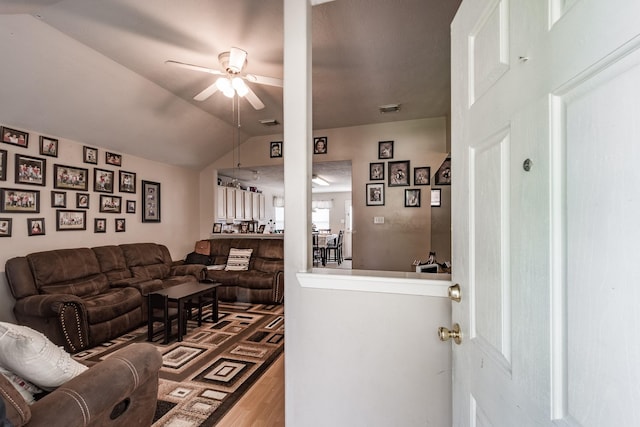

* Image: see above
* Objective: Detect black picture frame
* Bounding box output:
[99,195,122,213]
[0,149,6,181]
[51,191,66,208]
[388,160,410,186]
[414,166,431,186]
[142,180,161,222]
[56,210,86,231]
[1,126,28,148]
[270,141,283,158]
[106,152,122,167]
[115,218,126,232]
[378,140,394,159]
[0,218,12,237]
[94,168,114,193]
[126,200,136,213]
[76,193,90,209]
[54,164,89,191]
[39,136,58,157]
[15,154,46,186]
[366,183,385,206]
[369,162,385,181]
[83,146,98,164]
[313,136,327,154]
[27,218,45,236]
[404,189,421,208]
[0,188,40,213]
[434,157,451,185]
[94,218,106,233]
[431,188,442,207]
[212,223,222,233]
[119,170,136,193]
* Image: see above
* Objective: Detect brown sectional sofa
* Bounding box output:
[200,238,284,305]
[4,243,202,352]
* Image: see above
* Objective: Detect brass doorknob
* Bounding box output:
[438,323,462,345]
[448,284,461,302]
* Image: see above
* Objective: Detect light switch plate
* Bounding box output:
[374,216,384,224]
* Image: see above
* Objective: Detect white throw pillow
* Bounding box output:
[224,248,253,271]
[0,322,88,390]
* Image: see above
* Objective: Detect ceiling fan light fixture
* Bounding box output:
[379,103,401,114]
[232,77,249,97]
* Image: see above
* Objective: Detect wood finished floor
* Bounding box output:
[216,354,285,427]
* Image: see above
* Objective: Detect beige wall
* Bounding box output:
[0,125,200,322]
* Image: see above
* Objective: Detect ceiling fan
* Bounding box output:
[165,47,282,110]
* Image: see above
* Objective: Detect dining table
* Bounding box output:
[314,233,337,266]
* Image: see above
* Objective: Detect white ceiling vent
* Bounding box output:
[378,104,401,114]
[259,119,280,126]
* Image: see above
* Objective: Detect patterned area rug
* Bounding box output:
[73,302,284,426]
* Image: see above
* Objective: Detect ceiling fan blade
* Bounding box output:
[193,82,220,101]
[243,86,265,110]
[244,73,283,88]
[165,60,224,76]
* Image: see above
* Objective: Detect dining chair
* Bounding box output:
[325,230,343,264]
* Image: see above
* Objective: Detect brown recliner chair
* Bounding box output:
[0,343,162,427]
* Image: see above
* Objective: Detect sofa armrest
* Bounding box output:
[28,343,162,427]
[14,294,84,318]
[171,263,206,279]
[110,277,153,288]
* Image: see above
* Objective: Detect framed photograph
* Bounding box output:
[83,146,98,164]
[106,152,122,167]
[378,140,394,159]
[51,191,66,208]
[414,166,431,186]
[28,218,45,236]
[99,195,122,213]
[94,168,114,193]
[0,188,40,213]
[431,188,442,207]
[126,200,136,213]
[366,183,385,206]
[0,149,7,181]
[39,136,58,157]
[115,218,126,232]
[435,157,451,185]
[404,189,421,207]
[142,180,161,222]
[76,193,90,209]
[212,222,222,233]
[270,141,283,158]
[248,222,255,233]
[388,160,410,186]
[54,164,89,191]
[0,218,12,237]
[258,224,265,233]
[1,126,28,148]
[94,218,106,233]
[56,210,86,231]
[313,136,327,154]
[15,154,46,186]
[119,170,136,193]
[369,162,385,181]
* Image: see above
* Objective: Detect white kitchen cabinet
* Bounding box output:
[216,186,227,219]
[243,191,253,220]
[225,188,236,219]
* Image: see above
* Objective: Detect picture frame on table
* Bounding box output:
[76,193,90,209]
[99,195,122,213]
[404,189,421,208]
[126,200,136,214]
[56,210,86,231]
[258,224,265,233]
[378,140,394,159]
[413,166,431,185]
[434,157,451,185]
[388,160,410,187]
[142,180,161,222]
[94,168,114,193]
[270,141,283,158]
[0,188,40,213]
[366,183,385,206]
[119,170,136,193]
[51,191,66,208]
[39,136,58,157]
[431,188,442,207]
[0,218,12,237]
[212,223,222,234]
[115,218,126,232]
[15,154,46,186]
[106,152,122,167]
[54,164,88,191]
[83,146,98,164]
[27,218,45,236]
[0,149,7,181]
[369,162,385,181]
[313,136,327,154]
[1,126,28,148]
[94,218,106,233]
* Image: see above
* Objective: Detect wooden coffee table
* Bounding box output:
[147,281,221,344]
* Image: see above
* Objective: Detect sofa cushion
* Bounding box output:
[83,287,142,324]
[0,323,87,390]
[241,270,280,289]
[38,273,109,298]
[92,245,132,282]
[121,243,171,279]
[27,248,101,286]
[225,248,253,271]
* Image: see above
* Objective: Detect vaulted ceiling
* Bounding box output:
[0,0,460,170]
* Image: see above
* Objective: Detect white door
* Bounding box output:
[451,0,640,425]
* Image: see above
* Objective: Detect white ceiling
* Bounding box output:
[0,0,460,188]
